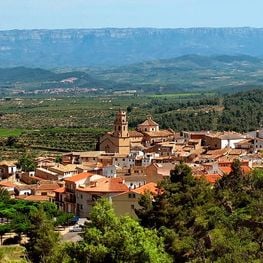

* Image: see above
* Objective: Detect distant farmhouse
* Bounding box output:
[99,110,175,154]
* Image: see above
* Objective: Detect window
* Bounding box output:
[131,205,135,210]
[129,193,136,198]
[80,194,83,199]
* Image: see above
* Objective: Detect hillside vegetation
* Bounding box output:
[1,55,263,95]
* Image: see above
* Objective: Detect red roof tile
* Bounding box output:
[64,172,93,183]
[23,195,49,202]
[219,166,251,175]
[0,181,16,187]
[132,182,159,195]
[129,130,144,137]
[139,117,159,127]
[77,178,128,193]
[219,167,232,174]
[54,187,65,193]
[204,174,222,184]
[36,183,60,191]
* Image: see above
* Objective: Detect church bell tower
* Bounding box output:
[99,110,130,154]
[113,110,129,138]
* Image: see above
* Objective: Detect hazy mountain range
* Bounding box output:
[1,28,263,68]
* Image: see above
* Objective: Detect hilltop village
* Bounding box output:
[0,109,263,218]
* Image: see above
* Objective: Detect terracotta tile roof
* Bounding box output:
[22,195,49,202]
[132,182,159,195]
[203,174,222,184]
[144,130,174,137]
[0,160,17,166]
[64,172,93,183]
[139,117,159,127]
[219,166,251,175]
[219,167,232,174]
[54,187,65,193]
[49,164,77,173]
[36,183,60,191]
[206,148,229,156]
[218,159,249,165]
[0,181,16,187]
[129,130,144,137]
[205,131,245,140]
[15,185,35,191]
[77,178,128,193]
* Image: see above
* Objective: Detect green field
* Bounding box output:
[0,128,24,137]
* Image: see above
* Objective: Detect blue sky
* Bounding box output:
[0,0,262,29]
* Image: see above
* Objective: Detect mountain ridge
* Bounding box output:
[1,28,263,67]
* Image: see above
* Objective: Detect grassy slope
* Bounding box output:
[0,245,27,263]
[0,128,24,137]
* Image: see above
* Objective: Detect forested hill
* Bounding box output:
[1,28,263,67]
[128,89,263,132]
[1,55,263,94]
[0,67,109,92]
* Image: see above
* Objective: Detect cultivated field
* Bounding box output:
[0,93,207,158]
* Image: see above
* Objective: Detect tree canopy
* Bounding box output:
[137,162,263,262]
[62,199,172,263]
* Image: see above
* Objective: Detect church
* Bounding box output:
[99,110,175,154]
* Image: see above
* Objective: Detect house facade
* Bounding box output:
[75,178,128,217]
